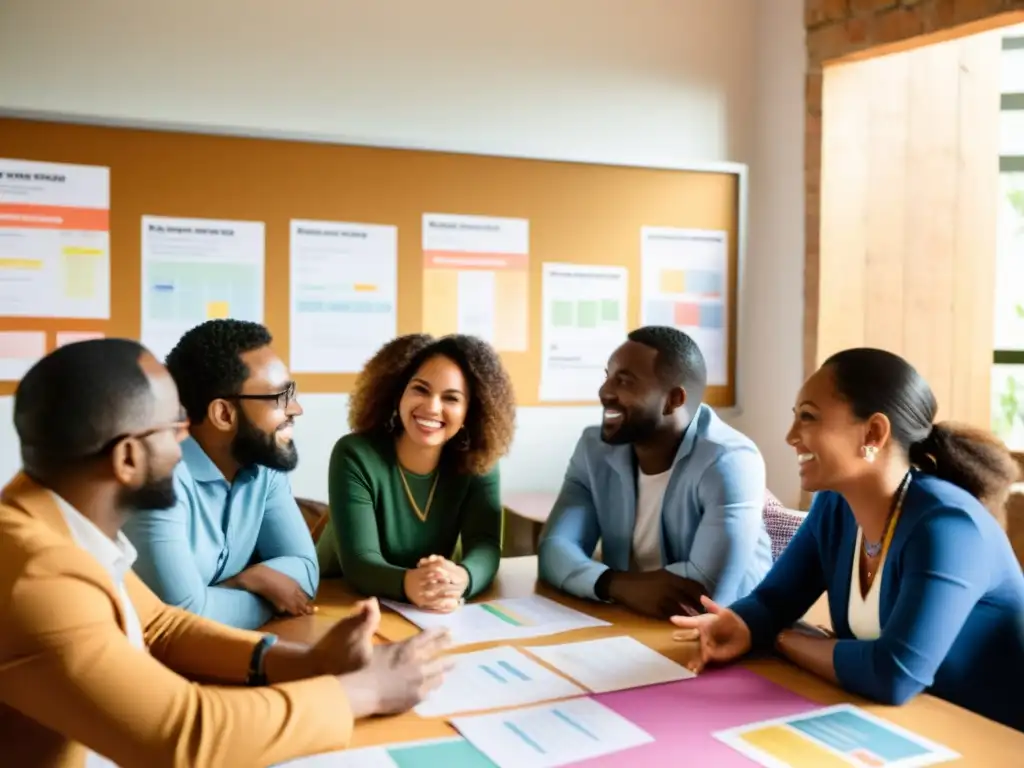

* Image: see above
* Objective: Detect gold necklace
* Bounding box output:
[398,466,439,523]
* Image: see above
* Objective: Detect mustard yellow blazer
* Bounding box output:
[0,473,351,768]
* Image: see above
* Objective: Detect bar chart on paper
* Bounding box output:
[714,705,959,768]
[421,213,529,352]
[381,595,609,646]
[539,263,627,401]
[140,216,265,360]
[289,219,398,373]
[414,646,584,717]
[0,158,110,319]
[451,697,654,768]
[640,226,729,385]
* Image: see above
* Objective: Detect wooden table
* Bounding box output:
[267,557,1023,763]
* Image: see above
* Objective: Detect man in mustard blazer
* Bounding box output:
[0,338,450,768]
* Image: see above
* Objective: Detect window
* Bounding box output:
[992,30,1024,448]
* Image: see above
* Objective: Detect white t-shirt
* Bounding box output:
[53,493,144,768]
[847,527,884,640]
[631,468,672,572]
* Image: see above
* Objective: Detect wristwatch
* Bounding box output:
[246,634,279,686]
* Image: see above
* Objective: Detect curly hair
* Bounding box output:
[166,319,273,424]
[348,334,516,475]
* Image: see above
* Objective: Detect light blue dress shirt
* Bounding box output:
[123,437,319,629]
[538,404,773,605]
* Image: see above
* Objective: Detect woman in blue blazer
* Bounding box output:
[672,348,1024,731]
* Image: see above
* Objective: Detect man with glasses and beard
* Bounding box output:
[125,319,318,629]
[538,326,773,619]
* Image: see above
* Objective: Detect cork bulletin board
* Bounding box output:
[0,117,742,405]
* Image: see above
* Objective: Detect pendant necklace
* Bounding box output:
[864,471,911,578]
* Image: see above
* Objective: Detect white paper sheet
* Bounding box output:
[525,635,695,693]
[714,704,960,768]
[421,213,529,351]
[273,736,493,767]
[415,645,584,717]
[0,159,110,319]
[381,595,610,647]
[538,263,627,401]
[0,330,46,380]
[140,216,265,360]
[640,227,729,385]
[289,220,398,373]
[451,697,654,768]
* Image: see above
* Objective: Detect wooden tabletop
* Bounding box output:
[266,557,1024,763]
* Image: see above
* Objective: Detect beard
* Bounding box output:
[119,463,177,511]
[230,409,299,472]
[600,408,661,446]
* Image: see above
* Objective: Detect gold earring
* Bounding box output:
[862,445,878,463]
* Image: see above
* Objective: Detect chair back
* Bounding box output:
[763,490,806,561]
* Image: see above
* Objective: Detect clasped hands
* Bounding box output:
[403,554,469,612]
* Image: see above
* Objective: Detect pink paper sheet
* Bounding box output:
[575,666,822,766]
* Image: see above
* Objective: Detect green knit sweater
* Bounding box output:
[316,432,502,600]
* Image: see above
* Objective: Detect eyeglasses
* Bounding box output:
[94,418,191,456]
[219,381,297,410]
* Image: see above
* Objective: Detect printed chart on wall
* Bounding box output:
[539,263,627,401]
[140,216,265,360]
[422,213,529,351]
[714,705,959,768]
[0,158,110,319]
[289,219,397,373]
[640,227,729,385]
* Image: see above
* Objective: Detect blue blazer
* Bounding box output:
[538,404,773,604]
[731,473,1024,731]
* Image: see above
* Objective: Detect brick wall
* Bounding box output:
[803,0,1024,378]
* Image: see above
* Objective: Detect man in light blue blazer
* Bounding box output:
[539,326,772,618]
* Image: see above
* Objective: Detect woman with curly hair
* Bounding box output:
[316,334,516,610]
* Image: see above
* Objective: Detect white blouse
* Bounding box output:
[847,527,884,640]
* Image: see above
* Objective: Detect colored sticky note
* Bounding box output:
[577,300,599,328]
[56,331,105,347]
[739,725,850,767]
[600,299,620,322]
[659,269,686,294]
[206,301,230,319]
[0,330,46,380]
[0,258,43,270]
[551,300,574,328]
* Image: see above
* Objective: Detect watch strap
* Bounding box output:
[246,634,278,686]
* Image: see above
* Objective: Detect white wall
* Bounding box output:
[0,0,806,506]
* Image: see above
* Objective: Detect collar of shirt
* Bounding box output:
[51,492,138,583]
[180,435,259,485]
